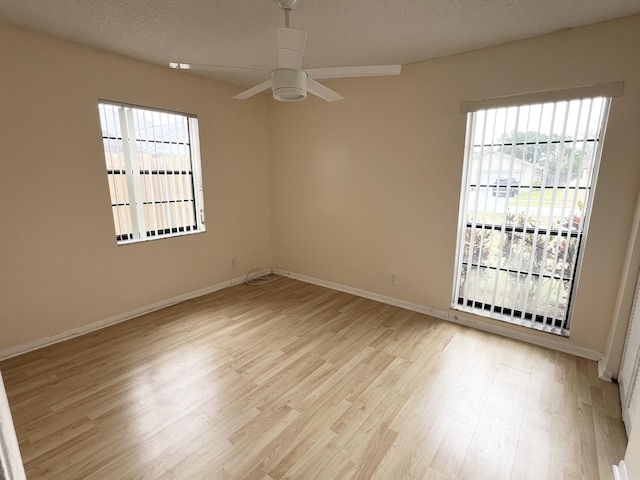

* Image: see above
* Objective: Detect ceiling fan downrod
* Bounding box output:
[277,0,298,28]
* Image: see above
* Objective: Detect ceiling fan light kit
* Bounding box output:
[272,69,307,102]
[169,0,400,103]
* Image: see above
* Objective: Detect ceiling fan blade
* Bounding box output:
[231,80,273,100]
[277,27,307,70]
[170,62,270,74]
[306,65,401,80]
[306,79,344,103]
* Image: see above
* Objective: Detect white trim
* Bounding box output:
[599,359,614,382]
[189,117,206,231]
[273,269,603,362]
[460,81,624,113]
[623,409,633,436]
[0,372,27,480]
[0,272,265,361]
[619,271,640,433]
[613,460,628,480]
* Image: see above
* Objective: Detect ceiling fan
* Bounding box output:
[169,0,401,102]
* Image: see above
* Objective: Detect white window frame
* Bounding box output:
[453,82,623,335]
[98,101,206,244]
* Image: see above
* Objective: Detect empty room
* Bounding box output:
[1,1,640,479]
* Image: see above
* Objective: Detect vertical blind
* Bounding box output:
[98,102,205,244]
[453,85,618,335]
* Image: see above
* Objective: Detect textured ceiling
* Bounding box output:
[1,0,639,88]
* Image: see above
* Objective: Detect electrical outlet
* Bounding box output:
[389,273,396,285]
[231,258,237,269]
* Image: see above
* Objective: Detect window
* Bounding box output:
[453,83,622,335]
[98,101,205,244]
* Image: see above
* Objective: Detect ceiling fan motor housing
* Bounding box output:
[272,68,307,102]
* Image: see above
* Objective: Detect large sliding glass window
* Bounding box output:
[453,84,621,335]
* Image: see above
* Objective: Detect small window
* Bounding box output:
[453,85,620,335]
[98,101,205,244]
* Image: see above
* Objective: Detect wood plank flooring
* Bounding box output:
[0,277,628,479]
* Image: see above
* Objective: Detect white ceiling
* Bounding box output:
[1,0,639,88]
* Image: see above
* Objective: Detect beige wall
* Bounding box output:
[269,15,640,356]
[2,15,640,374]
[0,24,272,352]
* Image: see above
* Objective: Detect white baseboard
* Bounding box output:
[598,359,615,382]
[273,269,604,363]
[1,267,603,366]
[0,272,260,361]
[613,460,628,480]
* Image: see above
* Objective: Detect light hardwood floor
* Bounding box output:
[0,277,628,479]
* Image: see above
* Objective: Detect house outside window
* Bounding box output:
[98,101,205,244]
[453,83,622,335]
